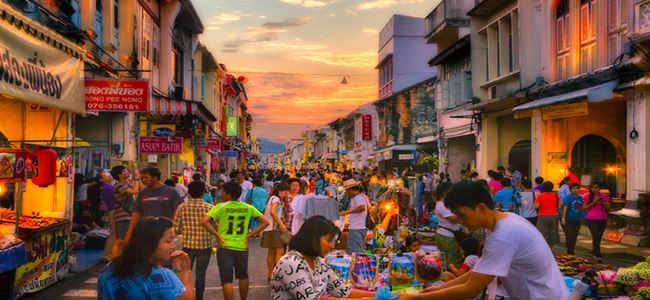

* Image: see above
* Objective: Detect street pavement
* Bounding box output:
[23,238,271,300]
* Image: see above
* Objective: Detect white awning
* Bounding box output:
[513,80,618,112]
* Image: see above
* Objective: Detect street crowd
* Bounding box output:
[72,164,609,300]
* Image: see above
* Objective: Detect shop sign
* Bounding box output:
[0,149,28,182]
[151,124,176,137]
[221,151,238,158]
[362,115,372,140]
[14,227,70,299]
[194,138,221,150]
[85,79,149,111]
[139,137,183,154]
[399,154,414,160]
[0,9,85,114]
[226,117,238,137]
[547,152,567,164]
[542,100,588,120]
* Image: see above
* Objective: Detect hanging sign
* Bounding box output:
[362,115,372,140]
[14,227,70,299]
[139,137,183,154]
[398,154,414,160]
[151,124,176,137]
[221,151,238,158]
[542,100,588,120]
[0,2,85,114]
[85,79,149,111]
[226,117,238,137]
[0,149,28,182]
[194,138,221,150]
[547,152,567,164]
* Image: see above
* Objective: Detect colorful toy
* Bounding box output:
[389,254,415,286]
[325,255,352,282]
[414,251,443,283]
[350,254,379,288]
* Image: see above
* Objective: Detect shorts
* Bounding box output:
[216,248,249,284]
[536,215,560,246]
[115,220,130,240]
[260,230,284,249]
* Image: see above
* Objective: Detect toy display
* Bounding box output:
[389,254,415,286]
[325,254,352,282]
[350,254,379,288]
[414,251,443,283]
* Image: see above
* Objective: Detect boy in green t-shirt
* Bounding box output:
[201,182,268,300]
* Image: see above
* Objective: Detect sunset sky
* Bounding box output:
[194,0,441,143]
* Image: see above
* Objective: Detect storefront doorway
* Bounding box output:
[571,134,617,193]
[509,140,531,179]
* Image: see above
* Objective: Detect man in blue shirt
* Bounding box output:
[492,178,522,215]
[561,183,584,255]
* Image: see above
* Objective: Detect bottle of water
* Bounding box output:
[567,269,596,300]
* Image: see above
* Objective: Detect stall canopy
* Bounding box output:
[0,2,86,114]
[150,95,217,126]
[513,80,618,112]
[321,152,337,161]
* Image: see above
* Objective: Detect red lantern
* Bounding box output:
[31,148,58,187]
[237,76,246,82]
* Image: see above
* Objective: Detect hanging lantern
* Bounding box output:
[31,148,58,187]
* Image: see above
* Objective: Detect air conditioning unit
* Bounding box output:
[487,84,507,100]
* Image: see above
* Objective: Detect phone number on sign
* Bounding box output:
[86,103,144,110]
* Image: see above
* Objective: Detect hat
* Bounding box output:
[343,179,361,190]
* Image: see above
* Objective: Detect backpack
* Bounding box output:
[510,189,523,215]
[115,183,135,214]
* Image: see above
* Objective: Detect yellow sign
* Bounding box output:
[14,227,70,299]
[542,100,588,120]
[547,152,568,164]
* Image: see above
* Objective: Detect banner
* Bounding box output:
[194,138,221,150]
[0,3,85,114]
[139,137,183,154]
[221,151,238,158]
[226,117,238,137]
[362,115,372,140]
[85,79,149,111]
[14,227,70,299]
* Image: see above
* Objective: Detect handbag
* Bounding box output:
[280,230,292,244]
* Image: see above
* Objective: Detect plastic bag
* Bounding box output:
[389,254,415,286]
[350,254,379,288]
[414,251,443,283]
[325,254,352,282]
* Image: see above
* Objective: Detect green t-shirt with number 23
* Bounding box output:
[205,201,263,251]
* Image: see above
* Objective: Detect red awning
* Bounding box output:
[150,96,197,116]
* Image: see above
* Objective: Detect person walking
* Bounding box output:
[582,182,610,262]
[109,166,141,259]
[492,178,522,215]
[201,182,269,300]
[174,181,216,300]
[261,182,290,281]
[125,167,183,242]
[100,172,116,262]
[282,178,302,239]
[507,165,522,192]
[433,182,465,266]
[534,181,562,250]
[339,179,370,254]
[519,179,538,226]
[561,183,584,255]
[165,179,189,202]
[236,172,253,203]
[247,179,269,233]
[97,217,194,300]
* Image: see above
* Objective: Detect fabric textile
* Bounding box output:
[536,215,560,246]
[473,214,569,299]
[135,185,183,219]
[205,201,262,251]
[174,199,216,250]
[302,194,339,222]
[435,234,464,266]
[248,187,268,213]
[183,247,211,300]
[290,195,306,235]
[270,250,351,300]
[97,264,186,300]
[283,193,296,232]
[533,185,544,194]
[535,192,561,216]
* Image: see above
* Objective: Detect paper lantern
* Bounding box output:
[31,148,58,187]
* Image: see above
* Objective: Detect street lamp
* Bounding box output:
[605,164,620,197]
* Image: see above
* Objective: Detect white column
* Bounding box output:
[159,0,181,96]
[626,92,648,201]
[531,110,543,178]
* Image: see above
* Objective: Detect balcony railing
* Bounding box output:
[425,0,475,41]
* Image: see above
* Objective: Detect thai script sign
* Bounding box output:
[194,138,221,150]
[221,151,238,158]
[14,227,70,299]
[139,137,183,154]
[85,79,149,111]
[542,100,588,120]
[547,152,567,164]
[0,5,85,114]
[362,115,372,140]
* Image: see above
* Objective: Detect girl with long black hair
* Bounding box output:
[582,182,610,262]
[261,182,290,280]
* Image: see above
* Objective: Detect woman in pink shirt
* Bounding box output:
[582,182,610,262]
[488,172,504,197]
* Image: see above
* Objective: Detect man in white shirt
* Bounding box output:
[415,180,569,300]
[218,168,228,183]
[339,179,368,254]
[236,172,253,203]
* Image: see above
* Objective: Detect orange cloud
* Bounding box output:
[293,51,376,68]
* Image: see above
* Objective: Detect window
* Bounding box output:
[480,8,518,81]
[172,43,183,85]
[608,0,628,64]
[114,0,119,29]
[378,60,393,99]
[579,0,596,74]
[556,0,570,81]
[153,24,160,68]
[441,51,471,80]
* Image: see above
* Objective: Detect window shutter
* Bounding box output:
[609,0,618,29]
[557,18,565,51]
[621,0,627,25]
[557,56,564,81]
[462,70,473,102]
[435,81,442,110]
[581,4,589,42]
[590,2,596,38]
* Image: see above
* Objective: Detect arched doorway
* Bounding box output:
[570,135,617,193]
[509,140,531,179]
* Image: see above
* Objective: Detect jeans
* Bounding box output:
[562,219,581,255]
[183,247,211,300]
[586,219,607,257]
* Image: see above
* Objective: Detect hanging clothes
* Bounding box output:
[302,194,340,222]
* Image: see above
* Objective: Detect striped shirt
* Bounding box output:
[174,199,216,249]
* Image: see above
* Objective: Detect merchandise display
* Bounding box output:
[350,254,379,288]
[414,251,443,283]
[325,254,352,282]
[388,254,415,286]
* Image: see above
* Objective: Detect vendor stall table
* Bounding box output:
[0,242,27,300]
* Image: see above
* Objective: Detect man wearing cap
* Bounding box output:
[340,179,369,254]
